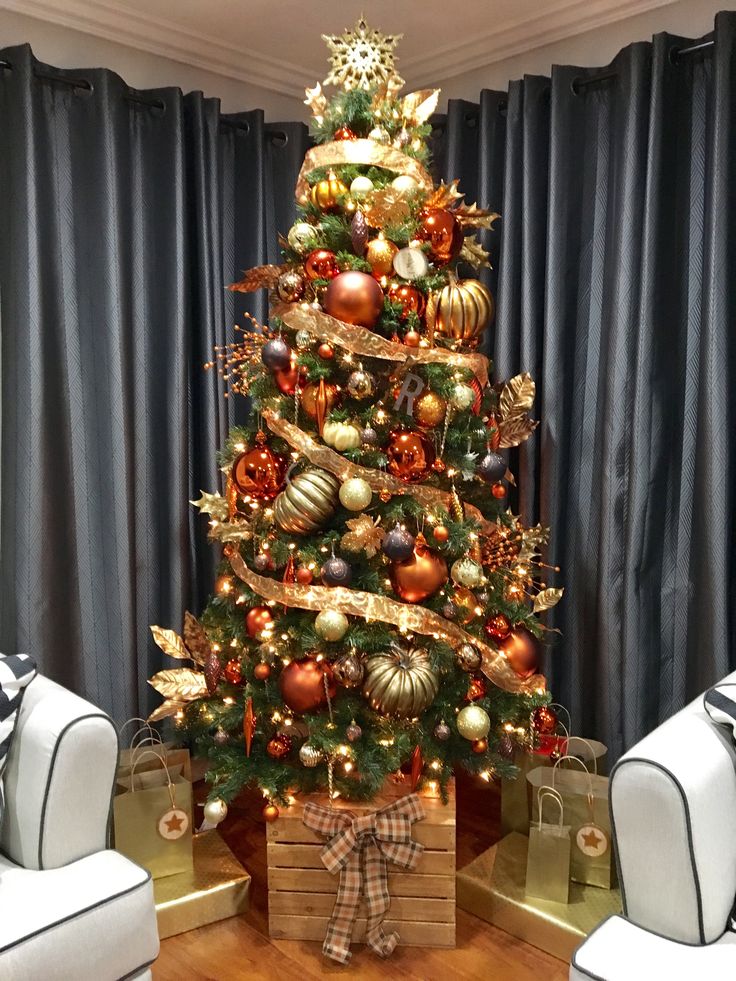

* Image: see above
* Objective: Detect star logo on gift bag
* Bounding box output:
[576,823,609,857]
[158,807,189,841]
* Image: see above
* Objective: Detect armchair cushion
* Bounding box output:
[0,653,37,825]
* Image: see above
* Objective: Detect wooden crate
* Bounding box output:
[267,779,456,948]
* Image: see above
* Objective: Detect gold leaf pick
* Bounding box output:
[147,700,185,723]
[533,587,565,613]
[459,234,492,269]
[228,264,286,293]
[191,491,229,520]
[401,88,440,125]
[497,416,539,449]
[150,626,189,661]
[183,611,209,667]
[426,180,464,210]
[498,372,536,420]
[148,668,208,701]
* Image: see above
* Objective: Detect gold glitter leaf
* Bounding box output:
[182,612,209,667]
[459,234,492,269]
[150,626,189,661]
[228,265,286,293]
[147,700,185,723]
[148,668,208,701]
[533,587,564,613]
[401,89,440,126]
[190,491,228,520]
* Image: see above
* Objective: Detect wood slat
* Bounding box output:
[267,820,455,849]
[267,867,456,898]
[269,914,456,947]
[269,892,455,923]
[268,842,455,875]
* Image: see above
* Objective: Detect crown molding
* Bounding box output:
[4,0,680,100]
[403,0,679,89]
[1,0,316,99]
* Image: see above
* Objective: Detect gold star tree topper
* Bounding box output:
[322,16,404,91]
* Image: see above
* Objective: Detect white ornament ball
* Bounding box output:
[315,609,349,641]
[450,383,476,411]
[339,477,373,511]
[299,743,323,768]
[350,176,374,200]
[203,798,228,825]
[457,704,491,741]
[287,221,318,255]
[451,557,484,588]
[391,174,419,195]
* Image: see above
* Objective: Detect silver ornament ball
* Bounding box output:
[346,369,376,400]
[434,720,451,741]
[332,652,365,688]
[360,426,379,446]
[203,798,228,825]
[451,557,484,588]
[321,555,352,587]
[287,221,318,255]
[450,383,476,411]
[346,721,363,742]
[295,329,312,350]
[213,727,229,745]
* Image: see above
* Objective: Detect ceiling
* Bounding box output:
[5,0,680,99]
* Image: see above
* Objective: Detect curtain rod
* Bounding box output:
[0,59,165,111]
[573,37,714,93]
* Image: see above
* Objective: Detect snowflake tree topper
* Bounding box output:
[322,17,404,91]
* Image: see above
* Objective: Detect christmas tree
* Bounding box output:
[149,18,562,821]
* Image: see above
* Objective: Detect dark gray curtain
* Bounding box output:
[437,11,736,758]
[0,43,308,720]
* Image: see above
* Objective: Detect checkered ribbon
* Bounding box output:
[303,793,426,964]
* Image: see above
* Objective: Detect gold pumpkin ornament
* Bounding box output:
[310,171,348,212]
[363,645,440,717]
[427,277,494,348]
[273,467,340,535]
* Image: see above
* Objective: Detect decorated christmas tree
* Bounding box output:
[149,18,562,822]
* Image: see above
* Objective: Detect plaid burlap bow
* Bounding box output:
[303,793,426,964]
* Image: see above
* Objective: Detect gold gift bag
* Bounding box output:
[525,787,571,904]
[114,748,194,879]
[530,752,615,890]
[501,747,559,836]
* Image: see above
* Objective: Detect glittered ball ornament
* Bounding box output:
[273,468,340,535]
[245,606,274,639]
[366,236,399,278]
[299,742,323,767]
[334,125,356,141]
[531,705,558,735]
[314,610,349,642]
[466,676,487,702]
[321,555,352,587]
[346,368,376,399]
[350,175,374,200]
[295,329,312,350]
[361,426,379,446]
[296,565,313,584]
[414,391,447,429]
[276,270,305,303]
[288,221,318,255]
[434,720,451,741]
[478,450,506,484]
[305,248,339,281]
[456,643,482,673]
[339,477,373,511]
[332,652,365,688]
[232,438,286,501]
[457,704,491,741]
[267,734,292,760]
[485,612,511,640]
[203,799,228,826]
[279,657,336,715]
[451,557,484,588]
[323,271,385,329]
[386,430,435,482]
[381,523,415,561]
[450,383,476,411]
[261,337,292,371]
[390,532,448,603]
[497,625,541,679]
[223,659,243,685]
[253,662,271,681]
[416,208,463,265]
[346,720,363,742]
[310,171,348,212]
[253,553,270,572]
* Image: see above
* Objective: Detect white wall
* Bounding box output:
[434,0,726,102]
[0,8,304,119]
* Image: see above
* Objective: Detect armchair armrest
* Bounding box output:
[611,677,736,944]
[0,674,118,870]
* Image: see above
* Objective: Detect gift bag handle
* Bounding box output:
[553,738,598,776]
[129,748,178,811]
[551,753,599,820]
[118,718,164,752]
[537,786,564,831]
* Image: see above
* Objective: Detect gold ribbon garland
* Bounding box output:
[228,551,546,694]
[281,306,490,388]
[262,410,494,534]
[294,139,434,206]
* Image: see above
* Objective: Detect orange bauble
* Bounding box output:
[304,249,339,281]
[386,430,435,482]
[497,625,541,679]
[273,353,308,395]
[492,482,507,499]
[301,381,339,421]
[472,738,488,754]
[253,662,271,681]
[263,803,280,823]
[365,236,399,278]
[416,208,463,265]
[223,659,243,684]
[323,271,385,329]
[432,524,450,543]
[245,606,274,639]
[279,657,337,714]
[403,329,421,347]
[231,439,286,500]
[388,283,426,319]
[295,565,313,584]
[390,532,448,603]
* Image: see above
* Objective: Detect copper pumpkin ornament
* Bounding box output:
[279,657,336,714]
[428,278,494,347]
[363,645,439,717]
[390,532,448,603]
[323,271,385,329]
[416,208,463,265]
[231,435,286,500]
[386,430,435,482]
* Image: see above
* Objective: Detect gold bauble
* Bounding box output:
[414,390,447,429]
[273,468,340,535]
[365,236,399,278]
[310,171,348,212]
[363,646,439,717]
[456,704,491,740]
[453,586,480,624]
[287,221,318,255]
[390,532,448,603]
[338,477,373,511]
[314,610,349,641]
[428,278,494,347]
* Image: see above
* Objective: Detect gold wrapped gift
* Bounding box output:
[456,832,622,961]
[154,831,251,939]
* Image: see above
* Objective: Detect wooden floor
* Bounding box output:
[153,774,568,981]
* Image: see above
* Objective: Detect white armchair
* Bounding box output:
[0,674,160,979]
[570,670,736,979]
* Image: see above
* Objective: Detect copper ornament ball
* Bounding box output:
[267,733,292,760]
[245,606,274,639]
[386,430,435,482]
[323,271,385,329]
[273,353,308,395]
[232,444,286,501]
[432,524,450,544]
[317,342,335,359]
[365,237,399,278]
[498,625,541,679]
[334,125,357,141]
[223,659,243,685]
[388,282,426,320]
[416,208,463,265]
[531,705,558,735]
[295,565,313,584]
[253,662,271,681]
[403,329,421,348]
[492,482,507,499]
[389,532,448,603]
[485,612,511,640]
[304,248,339,281]
[466,676,487,702]
[472,737,489,754]
[301,381,339,421]
[263,803,280,823]
[279,657,337,715]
